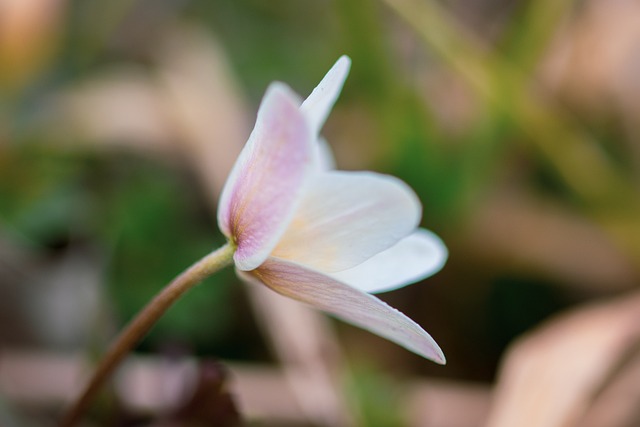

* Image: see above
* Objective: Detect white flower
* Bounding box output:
[217,56,447,363]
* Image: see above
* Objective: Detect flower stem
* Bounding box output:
[58,243,235,427]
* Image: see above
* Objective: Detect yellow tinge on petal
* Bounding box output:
[271,171,422,273]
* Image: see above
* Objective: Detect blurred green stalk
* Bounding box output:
[382,0,640,263]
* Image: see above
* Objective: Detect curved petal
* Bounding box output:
[332,229,448,294]
[271,171,422,272]
[217,82,314,271]
[300,55,351,135]
[250,258,445,363]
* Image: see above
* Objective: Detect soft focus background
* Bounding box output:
[2,0,640,426]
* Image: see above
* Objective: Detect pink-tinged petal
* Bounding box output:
[332,229,448,294]
[251,258,445,363]
[271,171,422,272]
[217,82,314,271]
[300,56,351,134]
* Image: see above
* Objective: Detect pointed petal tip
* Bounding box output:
[252,258,448,365]
[432,347,447,365]
[413,335,446,364]
[300,55,352,133]
[326,55,352,93]
[335,54,352,73]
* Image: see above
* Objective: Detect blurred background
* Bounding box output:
[2,0,640,426]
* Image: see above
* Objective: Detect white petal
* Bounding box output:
[271,171,422,272]
[251,258,445,363]
[300,55,351,135]
[217,82,314,271]
[332,229,448,293]
[312,137,337,171]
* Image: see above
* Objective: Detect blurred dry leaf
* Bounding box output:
[156,26,249,202]
[0,0,65,91]
[116,356,199,415]
[542,0,640,168]
[406,379,491,427]
[578,345,640,427]
[0,351,86,408]
[123,359,242,427]
[485,291,640,427]
[46,67,177,154]
[44,25,249,206]
[245,280,355,427]
[465,189,637,292]
[1,350,497,427]
[543,0,640,116]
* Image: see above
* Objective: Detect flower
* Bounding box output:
[217,56,448,363]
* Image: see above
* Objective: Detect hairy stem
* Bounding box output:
[59,243,235,427]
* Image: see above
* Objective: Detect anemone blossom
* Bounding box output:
[218,56,447,363]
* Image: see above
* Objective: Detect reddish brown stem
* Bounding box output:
[58,243,235,427]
